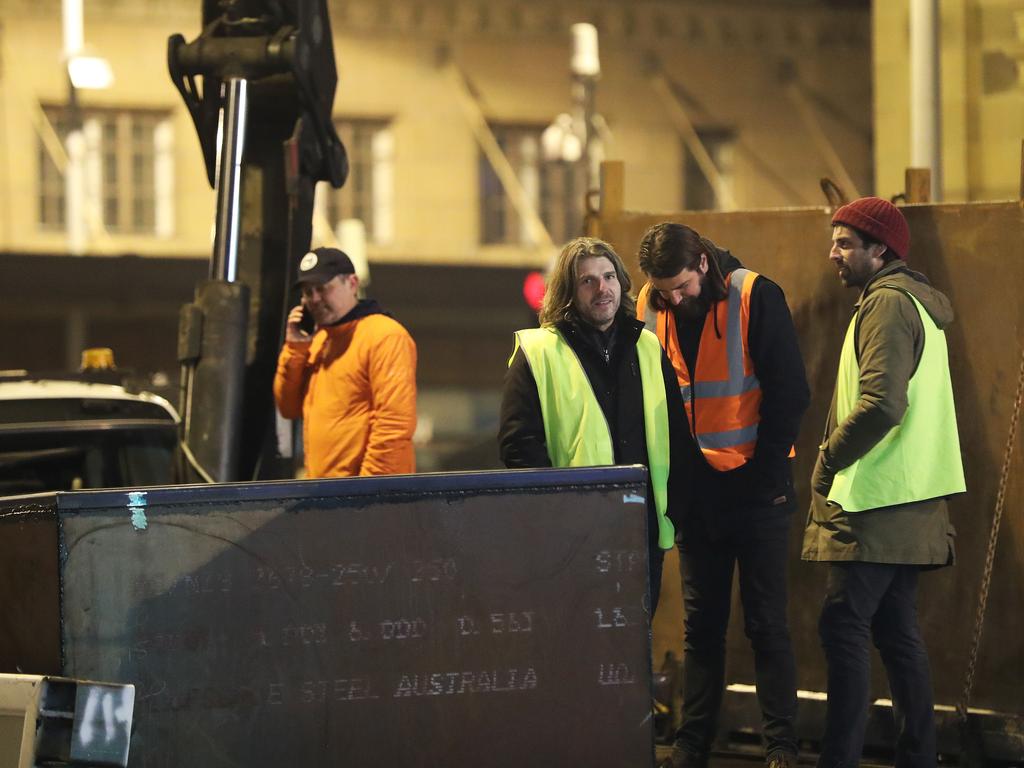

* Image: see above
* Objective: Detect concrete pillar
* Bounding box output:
[910,0,942,201]
[65,308,86,371]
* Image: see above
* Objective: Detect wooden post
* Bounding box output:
[587,161,624,238]
[1019,139,1023,203]
[600,161,624,217]
[905,168,932,203]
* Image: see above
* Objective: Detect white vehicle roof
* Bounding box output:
[0,379,179,422]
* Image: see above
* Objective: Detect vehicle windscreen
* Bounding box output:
[0,427,177,495]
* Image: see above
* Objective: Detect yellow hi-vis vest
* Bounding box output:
[827,290,966,511]
[512,326,675,549]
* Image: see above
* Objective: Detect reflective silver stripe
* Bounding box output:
[682,373,760,401]
[697,422,759,450]
[726,269,748,377]
[681,269,759,402]
[688,270,761,453]
[643,293,658,332]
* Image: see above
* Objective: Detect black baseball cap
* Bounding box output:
[294,247,355,286]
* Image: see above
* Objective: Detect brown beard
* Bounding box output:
[673,290,709,321]
[676,299,707,320]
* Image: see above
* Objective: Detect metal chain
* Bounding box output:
[957,342,1024,721]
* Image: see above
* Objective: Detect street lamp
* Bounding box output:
[570,22,602,192]
[541,113,582,164]
[62,0,113,255]
[67,55,114,91]
[542,23,603,190]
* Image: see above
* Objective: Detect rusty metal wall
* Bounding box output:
[0,467,657,767]
[596,200,1024,714]
[0,503,62,676]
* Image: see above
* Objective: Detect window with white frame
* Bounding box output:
[682,128,736,211]
[317,118,394,244]
[38,107,173,236]
[479,124,584,246]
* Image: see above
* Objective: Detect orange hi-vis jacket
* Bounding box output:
[638,268,781,471]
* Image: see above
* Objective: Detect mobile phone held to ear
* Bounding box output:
[299,306,315,335]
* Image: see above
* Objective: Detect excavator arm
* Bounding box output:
[167,0,347,481]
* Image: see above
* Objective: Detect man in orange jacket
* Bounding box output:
[274,247,417,477]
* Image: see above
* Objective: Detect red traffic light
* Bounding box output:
[523,271,546,311]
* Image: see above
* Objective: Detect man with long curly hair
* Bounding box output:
[498,236,693,612]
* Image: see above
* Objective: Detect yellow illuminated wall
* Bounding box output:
[873,0,1024,202]
[0,0,873,266]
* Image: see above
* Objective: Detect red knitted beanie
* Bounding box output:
[831,196,910,261]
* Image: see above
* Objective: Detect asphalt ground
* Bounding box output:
[652,746,894,767]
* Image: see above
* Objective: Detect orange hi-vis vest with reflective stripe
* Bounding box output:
[638,268,779,472]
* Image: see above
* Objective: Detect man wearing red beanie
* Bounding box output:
[803,197,966,767]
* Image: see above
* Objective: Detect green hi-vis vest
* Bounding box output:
[512,326,675,549]
[827,290,966,512]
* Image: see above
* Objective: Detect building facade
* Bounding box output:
[0,0,873,468]
[873,0,1024,201]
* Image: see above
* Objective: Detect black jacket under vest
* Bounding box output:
[498,313,695,529]
[673,242,810,522]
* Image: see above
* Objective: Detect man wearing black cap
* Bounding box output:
[273,247,417,477]
[804,197,965,767]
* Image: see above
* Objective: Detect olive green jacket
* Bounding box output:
[802,260,958,566]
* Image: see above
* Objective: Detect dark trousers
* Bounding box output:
[648,501,666,615]
[649,543,666,615]
[673,509,798,756]
[817,563,936,768]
